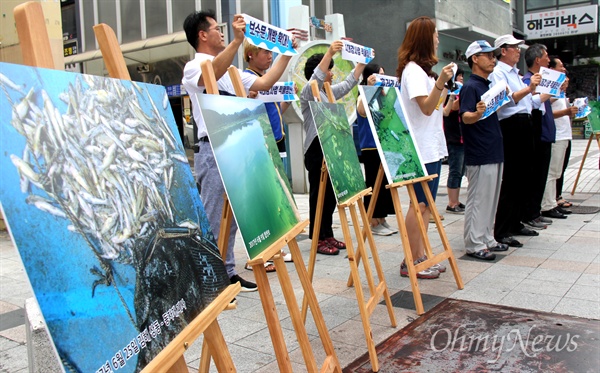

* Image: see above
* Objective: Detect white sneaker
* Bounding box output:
[371,224,393,236]
[381,221,398,234]
[420,255,446,273]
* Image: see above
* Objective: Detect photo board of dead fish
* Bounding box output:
[0,62,230,373]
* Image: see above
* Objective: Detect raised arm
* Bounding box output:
[414,62,454,116]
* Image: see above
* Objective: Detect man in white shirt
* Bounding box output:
[181,10,294,293]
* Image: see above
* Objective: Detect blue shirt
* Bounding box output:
[459,74,504,166]
[356,110,376,150]
[523,71,556,143]
[490,60,541,120]
[244,68,285,142]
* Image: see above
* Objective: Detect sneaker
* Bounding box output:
[371,224,393,236]
[381,221,398,234]
[523,218,548,230]
[400,260,440,279]
[230,274,258,292]
[420,255,446,273]
[446,205,465,214]
[538,216,553,225]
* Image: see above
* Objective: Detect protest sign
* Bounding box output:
[256,81,298,102]
[373,73,400,87]
[341,40,374,64]
[574,97,592,119]
[480,81,511,120]
[243,14,297,56]
[536,66,566,96]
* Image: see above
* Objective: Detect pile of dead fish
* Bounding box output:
[2,73,189,265]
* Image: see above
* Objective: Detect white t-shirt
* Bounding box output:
[400,61,448,164]
[552,97,572,141]
[182,53,258,138]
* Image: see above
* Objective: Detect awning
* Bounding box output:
[65,31,190,65]
[439,26,501,45]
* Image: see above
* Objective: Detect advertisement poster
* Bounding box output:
[198,94,300,259]
[309,101,366,204]
[358,86,427,184]
[0,63,230,373]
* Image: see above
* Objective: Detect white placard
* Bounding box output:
[373,74,399,87]
[256,82,298,102]
[243,14,297,56]
[480,81,511,121]
[536,67,566,96]
[341,40,374,64]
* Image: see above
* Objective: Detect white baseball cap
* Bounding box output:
[494,34,525,49]
[465,40,498,59]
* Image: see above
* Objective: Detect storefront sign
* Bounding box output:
[341,40,374,64]
[525,4,598,39]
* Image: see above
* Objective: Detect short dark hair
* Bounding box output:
[524,43,547,68]
[548,55,560,69]
[456,67,464,78]
[304,53,334,80]
[467,56,474,69]
[183,10,216,50]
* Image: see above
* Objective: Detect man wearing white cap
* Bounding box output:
[460,40,508,260]
[489,34,543,248]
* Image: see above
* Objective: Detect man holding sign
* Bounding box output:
[459,40,507,260]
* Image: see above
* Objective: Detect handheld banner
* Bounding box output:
[243,14,297,56]
[0,62,230,372]
[358,86,427,184]
[480,81,511,121]
[536,66,566,96]
[341,40,374,64]
[574,97,592,119]
[198,95,300,259]
[257,81,298,102]
[450,81,463,96]
[373,74,399,87]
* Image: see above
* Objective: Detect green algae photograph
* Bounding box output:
[198,94,300,259]
[309,101,366,204]
[358,86,427,184]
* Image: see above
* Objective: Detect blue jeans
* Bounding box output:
[447,144,465,189]
[413,160,443,206]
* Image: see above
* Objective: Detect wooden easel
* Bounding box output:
[300,80,397,372]
[89,22,240,372]
[571,131,600,195]
[199,60,341,373]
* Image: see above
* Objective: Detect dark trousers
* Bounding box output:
[524,139,552,219]
[494,114,534,239]
[556,140,571,199]
[362,149,395,218]
[305,138,336,240]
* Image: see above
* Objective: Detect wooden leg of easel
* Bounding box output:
[390,186,424,315]
[166,356,189,372]
[288,239,341,373]
[356,199,397,327]
[253,262,293,372]
[13,2,55,69]
[339,206,379,372]
[217,195,232,259]
[198,341,211,373]
[347,165,384,287]
[272,254,318,372]
[571,135,594,195]
[203,319,236,372]
[302,161,328,323]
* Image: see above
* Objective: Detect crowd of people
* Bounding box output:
[181,10,578,294]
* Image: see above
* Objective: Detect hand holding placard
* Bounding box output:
[341,40,374,64]
[480,81,511,121]
[535,67,566,96]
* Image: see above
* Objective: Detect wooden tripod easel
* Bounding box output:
[300,80,397,372]
[74,20,239,372]
[571,131,600,195]
[198,60,341,373]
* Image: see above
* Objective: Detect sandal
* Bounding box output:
[323,237,346,250]
[245,261,276,272]
[281,251,293,262]
[466,249,496,261]
[317,240,339,255]
[557,198,573,208]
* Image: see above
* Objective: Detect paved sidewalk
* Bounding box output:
[1,139,598,372]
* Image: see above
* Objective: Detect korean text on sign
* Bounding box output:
[373,74,400,87]
[480,81,511,121]
[536,67,566,97]
[243,14,297,56]
[341,40,374,64]
[257,82,298,103]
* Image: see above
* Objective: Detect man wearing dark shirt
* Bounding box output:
[459,40,508,261]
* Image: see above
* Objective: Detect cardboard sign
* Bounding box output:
[536,67,566,96]
[257,82,298,102]
[574,97,592,119]
[341,40,374,64]
[243,14,297,56]
[480,81,511,120]
[373,74,400,87]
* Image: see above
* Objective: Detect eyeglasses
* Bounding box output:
[475,52,496,59]
[503,44,520,50]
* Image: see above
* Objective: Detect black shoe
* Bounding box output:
[555,206,572,215]
[458,202,466,209]
[230,274,258,292]
[513,227,539,236]
[489,243,509,252]
[541,209,567,219]
[446,205,465,214]
[497,236,523,248]
[467,249,496,261]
